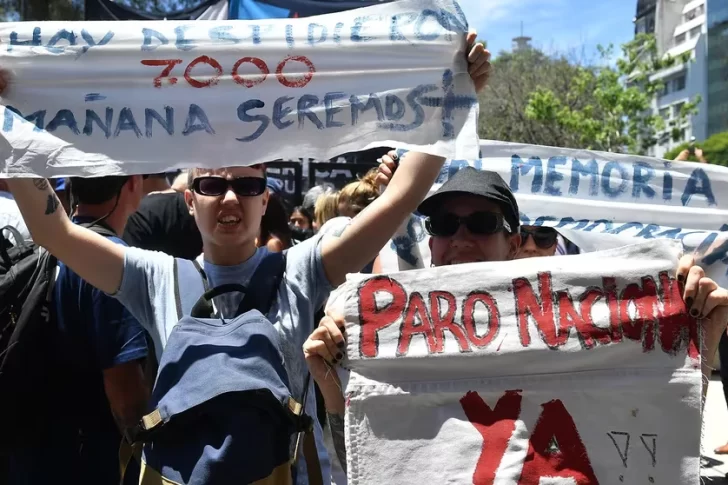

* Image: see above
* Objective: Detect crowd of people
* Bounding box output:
[0,29,727,485]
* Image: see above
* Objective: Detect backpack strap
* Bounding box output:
[79,221,118,239]
[173,258,209,320]
[0,225,27,265]
[291,373,323,485]
[303,430,324,485]
[122,259,208,483]
[236,250,287,317]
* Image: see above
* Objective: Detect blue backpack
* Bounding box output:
[124,252,322,485]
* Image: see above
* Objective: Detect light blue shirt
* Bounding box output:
[114,234,333,484]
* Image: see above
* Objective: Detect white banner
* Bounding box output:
[0,0,479,178]
[379,140,728,287]
[336,240,701,484]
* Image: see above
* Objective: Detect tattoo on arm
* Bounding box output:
[32,178,59,215]
[44,194,60,215]
[33,178,50,191]
[327,412,347,473]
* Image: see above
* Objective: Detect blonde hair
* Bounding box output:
[314,190,339,229]
[338,168,380,216]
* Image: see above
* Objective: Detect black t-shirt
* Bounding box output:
[123,191,202,259]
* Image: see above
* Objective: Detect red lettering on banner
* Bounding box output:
[460,390,523,483]
[556,289,609,349]
[142,56,315,88]
[518,399,599,485]
[513,272,556,348]
[357,270,697,359]
[619,277,658,351]
[657,271,699,360]
[141,59,183,88]
[603,277,622,344]
[430,291,470,353]
[358,276,407,358]
[184,55,224,88]
[462,291,500,349]
[398,292,437,356]
[461,391,597,484]
[275,55,316,88]
[232,57,269,88]
[578,287,612,347]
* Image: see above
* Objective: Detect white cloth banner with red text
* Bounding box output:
[333,239,701,484]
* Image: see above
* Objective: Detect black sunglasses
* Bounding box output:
[192,176,267,197]
[521,227,558,249]
[425,211,512,237]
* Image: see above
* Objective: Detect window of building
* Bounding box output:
[673,102,685,118]
[646,16,655,34]
[690,26,701,38]
[659,107,671,120]
[685,4,705,22]
[658,82,669,97]
[673,75,686,92]
[675,32,686,45]
[685,6,699,22]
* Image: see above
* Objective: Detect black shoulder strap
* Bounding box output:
[79,221,117,239]
[236,250,287,317]
[173,258,209,320]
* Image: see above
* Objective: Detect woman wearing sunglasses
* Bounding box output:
[515,226,559,259]
[305,160,728,478]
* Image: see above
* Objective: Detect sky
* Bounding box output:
[458,0,638,62]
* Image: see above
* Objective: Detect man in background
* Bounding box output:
[141,172,172,194]
[123,170,203,259]
[9,175,150,485]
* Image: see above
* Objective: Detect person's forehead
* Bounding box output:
[441,195,503,215]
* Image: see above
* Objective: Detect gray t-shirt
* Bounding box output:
[114,234,333,484]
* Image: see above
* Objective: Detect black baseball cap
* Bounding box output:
[417,167,520,233]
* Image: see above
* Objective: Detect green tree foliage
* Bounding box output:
[477,48,598,149]
[480,34,701,155]
[664,131,728,166]
[0,0,83,20]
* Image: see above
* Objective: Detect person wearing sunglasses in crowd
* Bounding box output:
[304,162,728,478]
[1,31,493,484]
[516,225,582,259]
[516,225,559,259]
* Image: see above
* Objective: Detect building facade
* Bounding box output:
[641,0,703,158]
[706,0,728,137]
[638,0,726,159]
[635,0,657,35]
